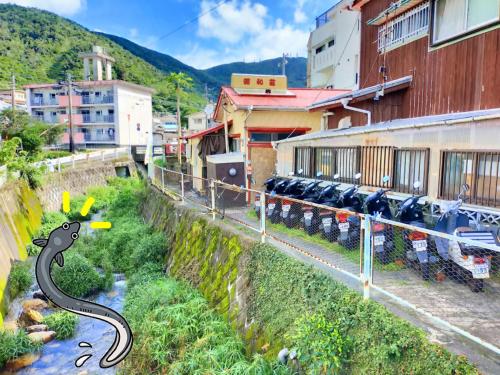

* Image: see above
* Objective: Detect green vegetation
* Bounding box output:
[248,244,477,374]
[100,33,308,95]
[7,262,32,299]
[52,252,111,298]
[124,276,289,374]
[0,4,205,116]
[0,330,41,369]
[43,311,79,340]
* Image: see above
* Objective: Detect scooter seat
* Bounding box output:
[456,230,500,256]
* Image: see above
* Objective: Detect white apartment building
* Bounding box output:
[307,0,361,90]
[24,46,154,148]
[187,103,216,134]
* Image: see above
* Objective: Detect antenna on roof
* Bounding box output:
[278,53,289,76]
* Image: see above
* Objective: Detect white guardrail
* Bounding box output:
[33,147,129,172]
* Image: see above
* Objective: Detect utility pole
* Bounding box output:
[204,83,209,103]
[67,73,75,153]
[280,53,289,76]
[176,83,182,164]
[11,74,16,129]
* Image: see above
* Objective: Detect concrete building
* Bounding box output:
[186,74,348,194]
[187,104,216,134]
[276,0,500,219]
[307,0,361,90]
[24,46,154,148]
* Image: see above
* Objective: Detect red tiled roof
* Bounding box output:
[185,123,225,140]
[219,86,350,110]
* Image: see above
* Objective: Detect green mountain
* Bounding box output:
[0,4,205,115]
[99,33,308,93]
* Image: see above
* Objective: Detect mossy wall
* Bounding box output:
[0,180,43,328]
[142,187,478,374]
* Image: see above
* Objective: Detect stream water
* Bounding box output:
[4,213,128,375]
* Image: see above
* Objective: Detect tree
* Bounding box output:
[166,72,194,164]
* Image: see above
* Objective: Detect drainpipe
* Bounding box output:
[340,98,371,126]
[243,105,253,204]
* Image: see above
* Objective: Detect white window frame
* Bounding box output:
[378,2,430,52]
[432,0,500,45]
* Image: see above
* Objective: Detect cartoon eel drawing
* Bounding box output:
[34,222,133,368]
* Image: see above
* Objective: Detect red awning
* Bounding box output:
[184,123,226,140]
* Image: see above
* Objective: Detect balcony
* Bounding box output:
[82,95,114,105]
[82,114,115,124]
[59,114,83,125]
[30,97,58,106]
[58,95,82,107]
[61,132,85,144]
[83,133,116,143]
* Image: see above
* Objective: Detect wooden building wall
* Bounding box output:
[328,0,500,129]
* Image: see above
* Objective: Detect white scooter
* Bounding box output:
[434,184,500,292]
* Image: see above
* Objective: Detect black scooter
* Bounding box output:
[336,173,363,250]
[255,175,284,219]
[267,173,304,224]
[364,176,394,264]
[395,181,437,280]
[281,177,312,228]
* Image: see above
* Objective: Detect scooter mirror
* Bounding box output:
[298,169,304,175]
[413,181,421,189]
[382,175,390,184]
[462,183,470,192]
[333,174,340,180]
[354,173,362,180]
[316,171,323,178]
[288,171,295,176]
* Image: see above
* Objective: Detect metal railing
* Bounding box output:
[31,97,59,106]
[152,165,500,360]
[377,1,430,52]
[82,115,115,124]
[82,95,114,105]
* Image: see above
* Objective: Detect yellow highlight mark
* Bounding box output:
[62,192,70,213]
[80,197,95,217]
[90,222,112,229]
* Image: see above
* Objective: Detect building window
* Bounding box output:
[230,138,240,152]
[440,150,500,207]
[315,45,325,54]
[293,146,429,192]
[378,2,430,52]
[328,39,335,47]
[394,149,430,194]
[432,0,500,44]
[250,132,301,142]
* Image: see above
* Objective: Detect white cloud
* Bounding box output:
[127,27,159,50]
[0,0,85,15]
[294,8,307,23]
[129,28,138,39]
[180,0,309,69]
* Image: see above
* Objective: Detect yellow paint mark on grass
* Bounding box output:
[80,197,95,217]
[90,222,112,229]
[62,191,70,213]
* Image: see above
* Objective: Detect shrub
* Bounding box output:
[130,232,168,269]
[0,330,40,368]
[8,262,32,299]
[43,311,79,340]
[52,252,107,298]
[27,212,69,256]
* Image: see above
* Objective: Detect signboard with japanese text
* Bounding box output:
[231,74,287,91]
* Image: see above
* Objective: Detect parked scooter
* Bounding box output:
[395,181,437,280]
[255,174,284,219]
[335,173,363,249]
[267,171,304,224]
[434,184,500,292]
[364,176,394,264]
[282,173,323,229]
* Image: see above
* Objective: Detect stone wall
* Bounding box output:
[37,161,136,211]
[0,181,43,327]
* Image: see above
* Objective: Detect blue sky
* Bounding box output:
[0,0,338,69]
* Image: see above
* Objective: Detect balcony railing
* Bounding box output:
[83,133,115,143]
[32,115,45,122]
[31,97,58,106]
[82,114,115,123]
[82,95,114,105]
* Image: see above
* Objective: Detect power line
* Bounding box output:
[158,0,230,41]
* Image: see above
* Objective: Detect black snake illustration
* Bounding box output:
[33,222,133,368]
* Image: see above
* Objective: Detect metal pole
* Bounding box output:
[67,73,75,153]
[260,192,266,243]
[176,85,182,165]
[211,179,216,220]
[181,172,185,201]
[161,168,165,192]
[11,74,15,128]
[362,215,372,300]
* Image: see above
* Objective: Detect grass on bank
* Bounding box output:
[0,331,41,369]
[43,311,79,340]
[7,262,32,299]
